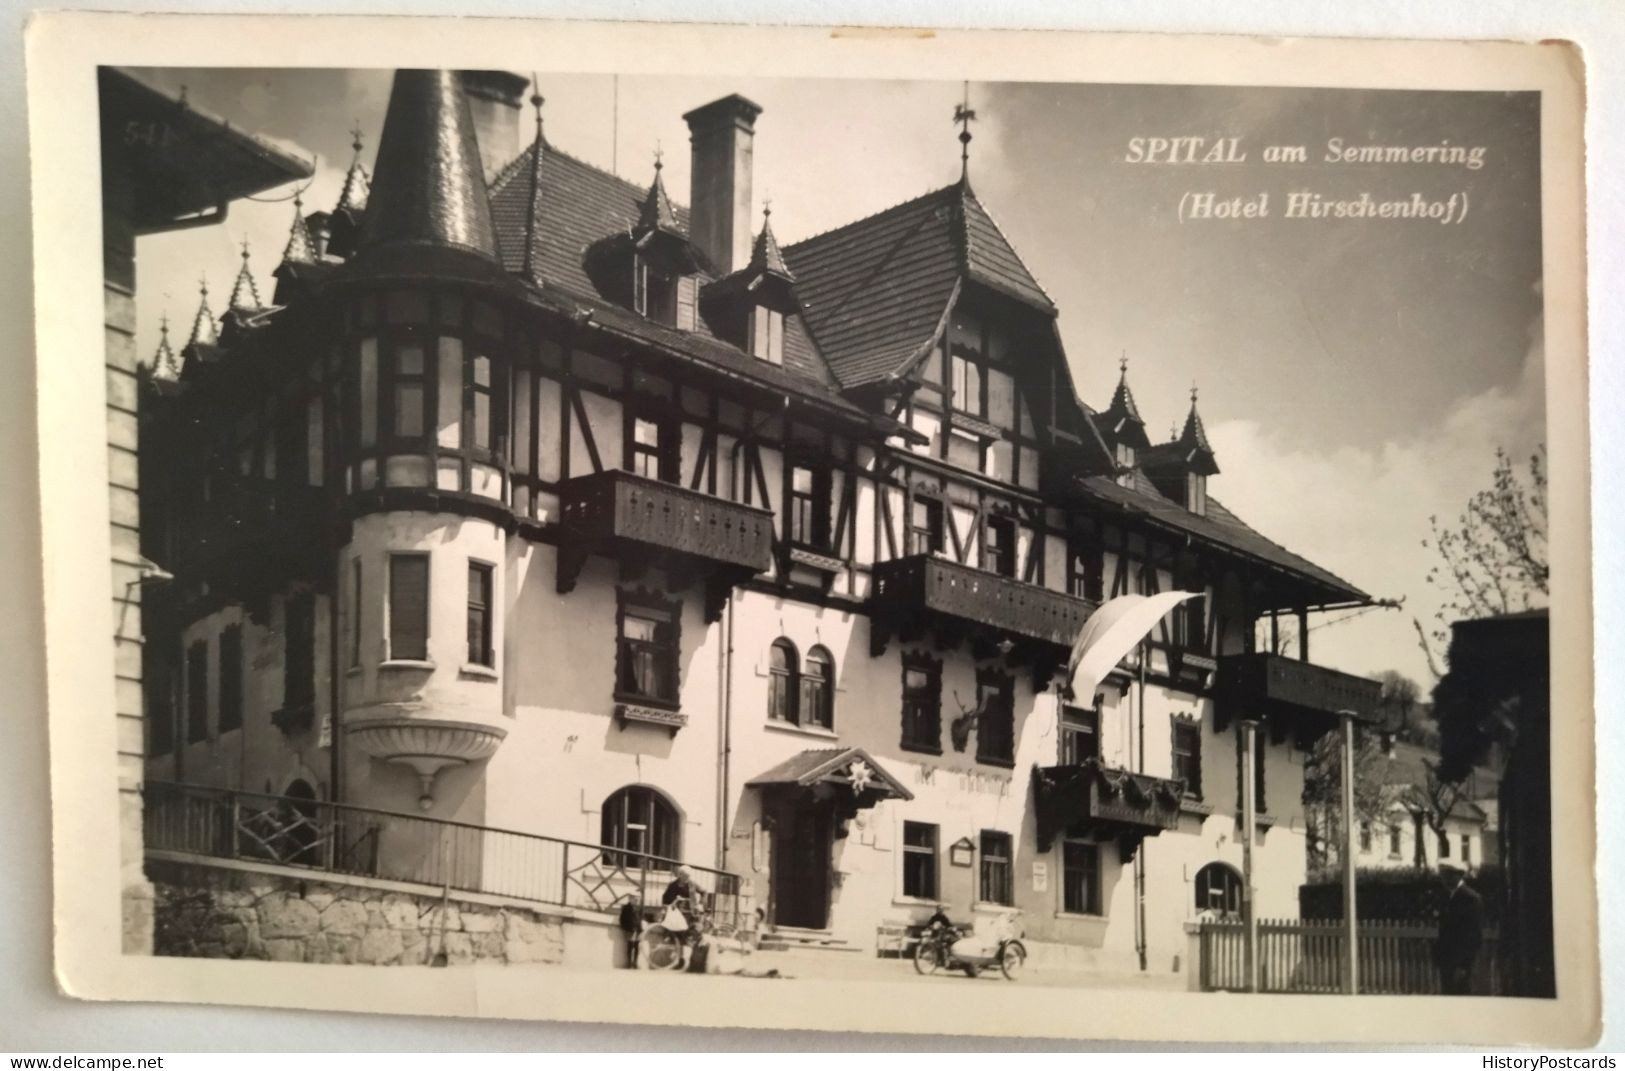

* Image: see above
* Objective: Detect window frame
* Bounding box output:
[786,460,832,549]
[283,591,317,710]
[899,651,943,755]
[974,666,1015,766]
[901,820,939,901]
[767,637,799,723]
[979,830,1013,906]
[218,624,243,734]
[387,553,431,663]
[601,785,680,871]
[627,408,679,484]
[466,560,495,668]
[1068,540,1104,602]
[615,589,682,709]
[984,514,1017,578]
[801,646,835,731]
[1059,703,1101,765]
[1171,717,1202,798]
[1194,862,1243,918]
[909,496,945,556]
[1061,838,1101,916]
[185,639,209,744]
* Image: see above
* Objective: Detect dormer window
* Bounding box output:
[636,257,686,327]
[750,306,785,365]
[1115,441,1136,487]
[1187,473,1207,515]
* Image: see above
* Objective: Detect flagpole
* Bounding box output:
[1135,638,1148,972]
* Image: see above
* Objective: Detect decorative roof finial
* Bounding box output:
[1120,351,1129,376]
[954,81,977,183]
[350,122,364,155]
[749,198,792,279]
[638,144,681,233]
[521,79,547,280]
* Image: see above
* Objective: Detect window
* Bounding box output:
[986,367,1016,429]
[985,515,1016,577]
[641,264,677,325]
[470,354,493,452]
[185,641,208,743]
[1114,441,1135,487]
[902,821,938,899]
[1360,821,1373,852]
[358,337,379,448]
[900,653,942,754]
[1062,840,1100,915]
[750,306,784,365]
[1389,823,1403,857]
[1171,719,1202,797]
[951,353,984,416]
[617,596,679,706]
[979,831,1013,906]
[392,343,427,439]
[910,497,944,555]
[628,413,676,483]
[802,646,835,730]
[1194,862,1243,917]
[1438,831,1450,859]
[388,555,430,662]
[1060,703,1100,764]
[284,592,316,709]
[787,463,828,547]
[1068,542,1104,602]
[1187,473,1207,516]
[218,625,243,733]
[975,668,1014,765]
[467,562,494,667]
[767,638,798,722]
[1176,594,1207,652]
[1462,835,1472,864]
[350,559,363,668]
[601,786,679,869]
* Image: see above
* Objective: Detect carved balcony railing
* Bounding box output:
[555,470,774,620]
[1214,651,1383,745]
[869,554,1096,685]
[1033,759,1185,861]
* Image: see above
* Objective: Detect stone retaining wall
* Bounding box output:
[148,856,609,967]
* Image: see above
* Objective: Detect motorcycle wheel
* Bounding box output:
[645,930,685,971]
[913,939,942,975]
[999,941,1026,980]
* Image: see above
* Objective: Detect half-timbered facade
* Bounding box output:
[140,69,1380,971]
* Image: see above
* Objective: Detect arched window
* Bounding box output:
[1194,862,1243,917]
[601,786,680,870]
[767,638,798,723]
[802,646,835,730]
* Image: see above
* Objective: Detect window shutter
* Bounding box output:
[676,276,698,331]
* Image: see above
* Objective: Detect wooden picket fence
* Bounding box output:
[1198,918,1500,995]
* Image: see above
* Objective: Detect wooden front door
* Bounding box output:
[772,796,831,930]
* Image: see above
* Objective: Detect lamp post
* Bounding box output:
[1338,708,1361,995]
[1240,717,1260,993]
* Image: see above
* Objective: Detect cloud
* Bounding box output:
[1205,316,1545,683]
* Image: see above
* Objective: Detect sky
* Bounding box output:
[120,68,1547,685]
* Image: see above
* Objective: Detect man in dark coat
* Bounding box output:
[1435,865,1484,995]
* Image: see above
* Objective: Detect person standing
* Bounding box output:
[1435,865,1484,995]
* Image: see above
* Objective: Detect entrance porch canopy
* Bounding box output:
[746,747,914,807]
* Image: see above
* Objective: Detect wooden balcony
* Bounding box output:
[869,555,1095,684]
[171,478,327,611]
[1033,759,1185,861]
[1214,651,1383,744]
[555,469,774,620]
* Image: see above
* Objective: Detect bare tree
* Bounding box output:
[1301,725,1389,877]
[1422,445,1548,654]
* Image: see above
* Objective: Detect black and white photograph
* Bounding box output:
[24,16,1595,1046]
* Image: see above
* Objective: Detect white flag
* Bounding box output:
[1065,591,1200,702]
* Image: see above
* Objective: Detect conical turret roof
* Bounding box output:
[356,69,498,260]
[637,156,682,235]
[281,194,316,265]
[1176,389,1219,474]
[749,204,792,279]
[151,314,182,380]
[1099,359,1150,449]
[228,240,263,310]
[336,128,371,218]
[187,279,218,348]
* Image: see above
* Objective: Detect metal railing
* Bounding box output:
[1198,917,1501,995]
[143,781,743,930]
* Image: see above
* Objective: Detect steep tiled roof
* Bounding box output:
[782,181,1053,390]
[1073,468,1367,604]
[488,141,839,391]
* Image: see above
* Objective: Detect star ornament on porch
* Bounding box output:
[846,759,875,794]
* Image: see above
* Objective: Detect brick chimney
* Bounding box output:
[459,70,530,182]
[683,94,763,274]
